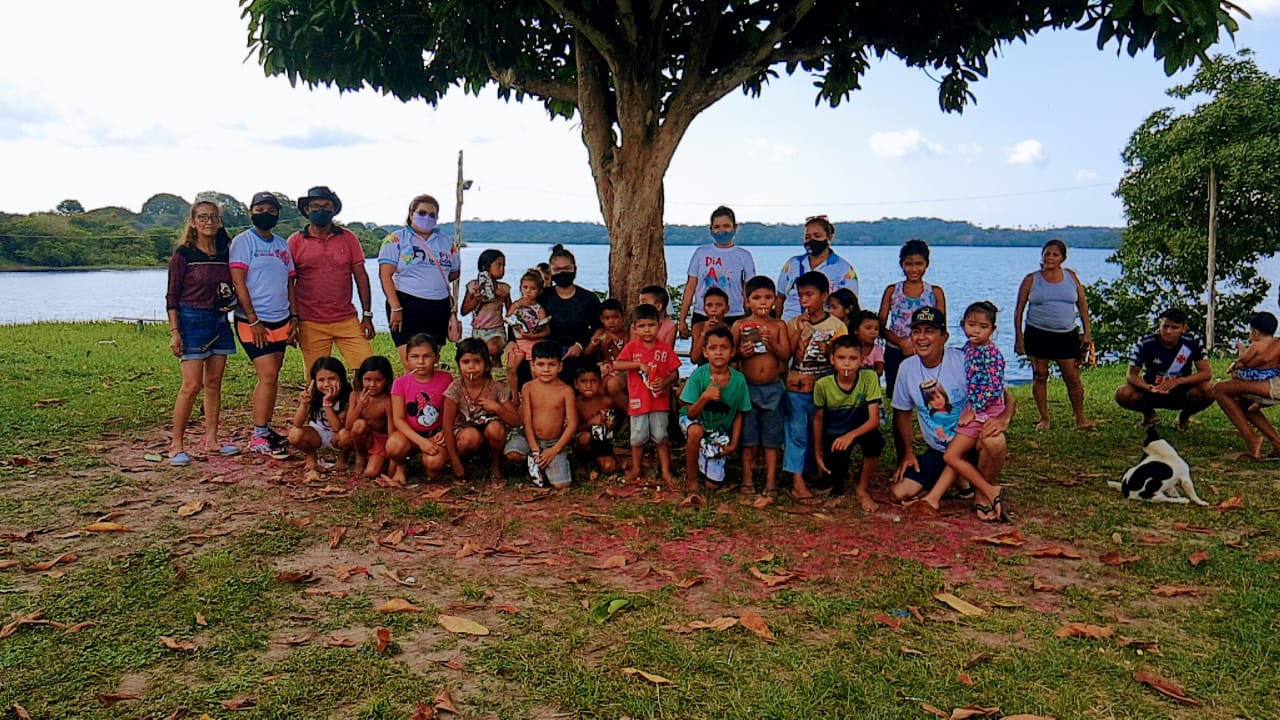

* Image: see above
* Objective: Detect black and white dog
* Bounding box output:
[1110,426,1208,505]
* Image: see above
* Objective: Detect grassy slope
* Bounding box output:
[1,322,1277,719]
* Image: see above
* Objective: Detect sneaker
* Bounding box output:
[266,430,291,460]
[249,436,275,456]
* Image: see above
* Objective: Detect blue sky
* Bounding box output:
[1,1,1277,229]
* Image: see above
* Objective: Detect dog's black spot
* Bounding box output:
[1125,462,1174,499]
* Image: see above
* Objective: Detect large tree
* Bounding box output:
[1087,51,1280,353]
[243,0,1241,300]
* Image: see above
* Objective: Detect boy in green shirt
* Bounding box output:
[680,325,752,494]
[814,335,885,511]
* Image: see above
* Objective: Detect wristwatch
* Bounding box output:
[362,311,374,318]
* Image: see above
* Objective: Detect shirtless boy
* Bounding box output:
[573,365,620,474]
[504,340,578,489]
[731,276,791,496]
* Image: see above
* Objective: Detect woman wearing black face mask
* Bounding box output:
[515,243,601,388]
[774,215,860,321]
[377,194,460,368]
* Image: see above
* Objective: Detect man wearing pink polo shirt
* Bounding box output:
[287,186,375,374]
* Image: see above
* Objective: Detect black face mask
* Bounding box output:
[551,271,576,288]
[805,240,829,257]
[251,212,279,231]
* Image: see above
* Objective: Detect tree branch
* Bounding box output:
[486,61,579,105]
[575,32,618,218]
[542,0,626,67]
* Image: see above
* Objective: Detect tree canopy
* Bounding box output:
[243,0,1242,300]
[1087,51,1280,353]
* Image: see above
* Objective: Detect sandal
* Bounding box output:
[973,502,995,522]
[990,492,1011,523]
[212,444,240,457]
[168,452,192,467]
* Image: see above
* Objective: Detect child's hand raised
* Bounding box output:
[300,381,314,404]
[701,382,722,402]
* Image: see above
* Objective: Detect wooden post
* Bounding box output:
[454,150,464,301]
[1206,166,1218,350]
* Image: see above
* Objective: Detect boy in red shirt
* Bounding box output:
[614,303,682,484]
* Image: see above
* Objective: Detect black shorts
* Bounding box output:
[1136,386,1194,410]
[1024,325,1080,361]
[389,292,451,348]
[820,429,885,490]
[901,447,974,491]
[235,317,291,359]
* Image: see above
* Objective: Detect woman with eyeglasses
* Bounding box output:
[377,194,460,367]
[774,215,860,321]
[165,201,239,466]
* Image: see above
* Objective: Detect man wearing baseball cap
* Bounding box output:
[287,186,375,375]
[889,306,1015,517]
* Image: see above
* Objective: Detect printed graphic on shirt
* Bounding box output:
[919,378,960,444]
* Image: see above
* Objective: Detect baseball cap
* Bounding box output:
[909,306,946,330]
[250,191,281,210]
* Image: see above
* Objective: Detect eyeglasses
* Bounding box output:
[806,214,828,223]
[415,210,438,219]
[194,214,221,224]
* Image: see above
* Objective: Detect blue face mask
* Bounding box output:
[711,229,735,245]
[412,213,437,233]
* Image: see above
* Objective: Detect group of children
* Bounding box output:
[280,239,1016,512]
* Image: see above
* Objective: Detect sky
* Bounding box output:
[2,1,1278,229]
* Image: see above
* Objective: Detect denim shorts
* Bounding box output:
[742,380,784,448]
[177,306,235,361]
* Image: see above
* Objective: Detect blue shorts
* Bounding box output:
[782,390,817,474]
[177,306,235,361]
[503,435,571,488]
[629,410,670,447]
[742,380,784,449]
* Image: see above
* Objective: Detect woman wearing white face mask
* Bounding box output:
[378,194,460,368]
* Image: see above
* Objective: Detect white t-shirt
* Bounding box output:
[376,227,458,300]
[685,244,756,316]
[891,348,967,453]
[776,251,859,320]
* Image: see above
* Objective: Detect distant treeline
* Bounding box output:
[0,191,1120,270]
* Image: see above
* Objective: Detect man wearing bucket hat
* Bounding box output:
[286,186,375,375]
[889,306,1015,519]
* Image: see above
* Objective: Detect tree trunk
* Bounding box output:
[601,152,669,303]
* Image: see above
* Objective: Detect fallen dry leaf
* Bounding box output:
[64,621,96,634]
[323,634,358,648]
[873,613,903,629]
[24,551,78,572]
[622,667,675,685]
[378,598,423,614]
[159,636,198,652]
[1136,534,1171,545]
[328,526,346,549]
[998,716,1056,720]
[955,673,974,685]
[494,604,519,614]
[1027,546,1083,559]
[1152,585,1208,597]
[1255,550,1280,562]
[738,610,775,642]
[1172,522,1213,534]
[900,645,924,655]
[749,566,795,587]
[97,692,140,706]
[437,614,489,635]
[920,703,948,718]
[663,617,739,634]
[83,522,131,533]
[1118,637,1163,655]
[434,688,461,714]
[382,529,405,545]
[12,705,31,720]
[275,570,318,584]
[269,633,313,647]
[591,554,628,570]
[1099,550,1141,566]
[285,516,312,528]
[376,627,391,653]
[752,494,775,509]
[195,613,207,627]
[971,530,1025,547]
[0,560,18,570]
[934,592,986,616]
[1133,670,1199,705]
[964,652,995,668]
[331,564,370,582]
[176,499,209,517]
[1188,550,1210,567]
[1031,578,1063,593]
[220,695,256,710]
[674,575,706,589]
[1215,492,1244,511]
[949,706,999,719]
[1053,623,1114,640]
[385,569,420,587]
[306,589,349,598]
[455,541,485,559]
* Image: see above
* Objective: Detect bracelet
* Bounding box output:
[249,320,262,327]
[362,311,374,318]
[170,328,180,334]
[390,307,403,313]
[322,400,333,407]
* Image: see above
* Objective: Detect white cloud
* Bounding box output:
[750,138,796,162]
[956,142,982,156]
[1234,0,1280,16]
[868,128,942,158]
[1007,139,1046,166]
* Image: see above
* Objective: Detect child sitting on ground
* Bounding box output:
[585,298,629,410]
[690,287,730,366]
[504,340,578,489]
[338,355,394,479]
[385,334,453,484]
[573,365,620,475]
[504,268,550,397]
[732,275,791,497]
[614,303,682,484]
[288,357,352,481]
[813,336,884,511]
[444,338,521,485]
[680,325,751,494]
[944,301,1009,522]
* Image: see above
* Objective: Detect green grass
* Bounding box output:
[2,322,1279,718]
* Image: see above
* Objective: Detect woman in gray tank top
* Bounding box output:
[1013,239,1097,430]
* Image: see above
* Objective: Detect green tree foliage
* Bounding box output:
[242,0,1239,301]
[1087,51,1280,354]
[138,193,191,230]
[56,199,84,215]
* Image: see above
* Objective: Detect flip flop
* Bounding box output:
[990,492,1012,523]
[973,502,996,522]
[169,452,192,467]
[214,444,240,457]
